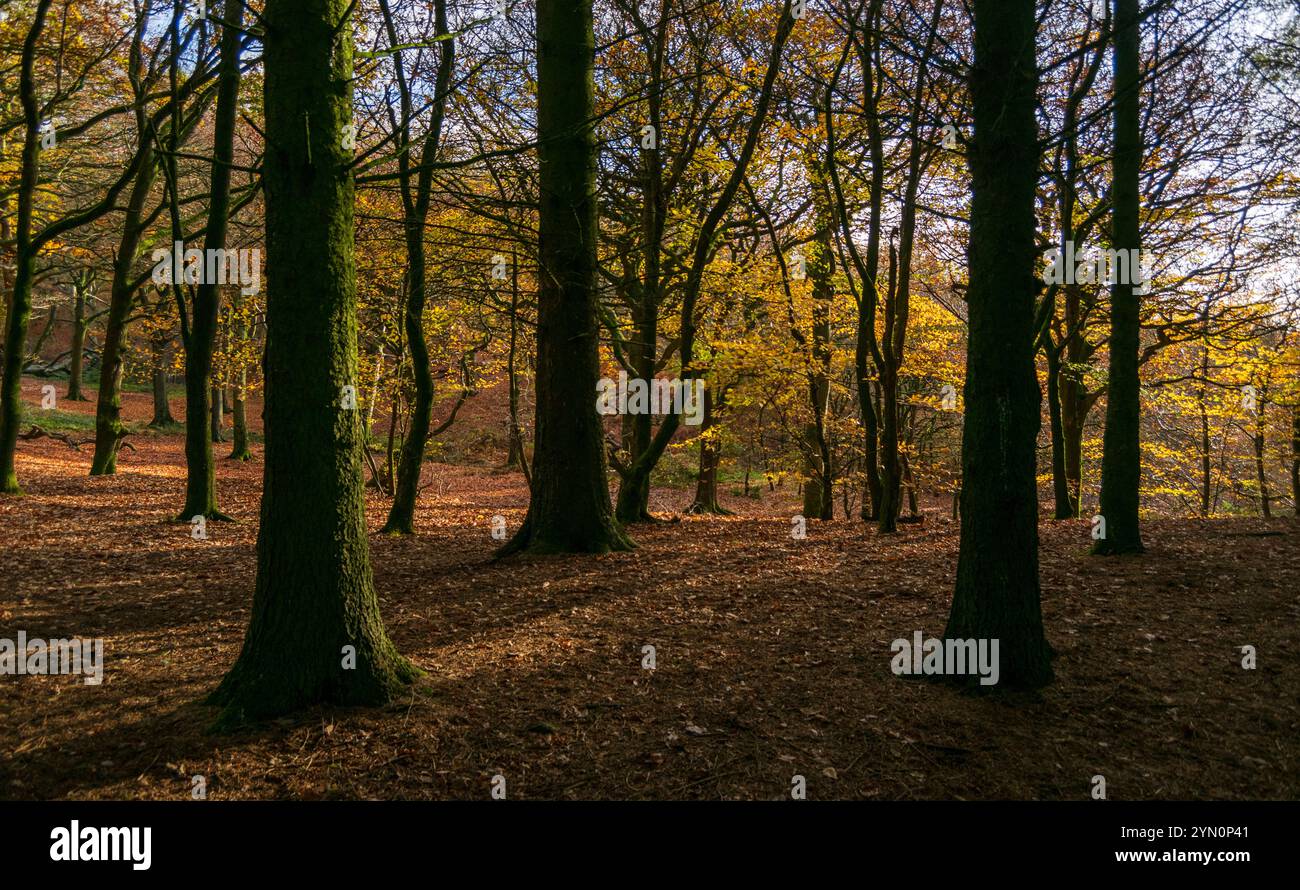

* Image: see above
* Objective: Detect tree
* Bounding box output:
[209,0,417,726]
[179,0,245,520]
[66,269,98,402]
[942,0,1052,689]
[1,0,61,493]
[379,0,456,535]
[610,0,796,524]
[92,5,220,475]
[89,129,158,474]
[1292,403,1300,517]
[1,0,149,493]
[497,0,634,554]
[1094,0,1145,554]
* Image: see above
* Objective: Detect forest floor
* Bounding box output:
[1,382,1298,800]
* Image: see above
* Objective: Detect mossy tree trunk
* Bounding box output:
[228,350,251,460]
[209,0,417,727]
[499,0,632,555]
[0,0,55,495]
[943,0,1052,689]
[1252,387,1270,518]
[1094,0,1145,555]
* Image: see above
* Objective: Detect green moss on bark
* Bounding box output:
[209,0,417,728]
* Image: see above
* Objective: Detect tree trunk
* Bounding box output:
[381,0,454,535]
[943,0,1052,689]
[878,0,942,532]
[1046,346,1086,519]
[802,160,835,522]
[1046,346,1073,518]
[1291,403,1299,518]
[613,39,666,524]
[179,0,243,520]
[831,0,885,523]
[90,142,156,476]
[505,249,529,481]
[613,297,659,523]
[67,277,90,401]
[209,0,417,727]
[150,347,175,426]
[1094,0,1145,554]
[1253,403,1270,519]
[859,372,882,520]
[686,386,730,515]
[1061,392,1085,517]
[499,0,632,554]
[227,288,251,460]
[902,450,919,517]
[229,367,250,460]
[878,365,901,530]
[0,0,55,494]
[1199,345,1211,518]
[210,382,225,442]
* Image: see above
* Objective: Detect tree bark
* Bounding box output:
[504,248,529,481]
[90,141,156,476]
[499,0,633,554]
[613,9,667,524]
[1253,398,1270,518]
[150,343,175,426]
[801,157,835,522]
[943,0,1053,689]
[0,0,55,494]
[209,0,417,727]
[686,386,731,515]
[825,0,884,522]
[1046,346,1072,518]
[381,0,455,535]
[67,274,91,401]
[210,381,225,442]
[179,0,243,520]
[1094,0,1145,554]
[1291,402,1299,518]
[229,372,250,460]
